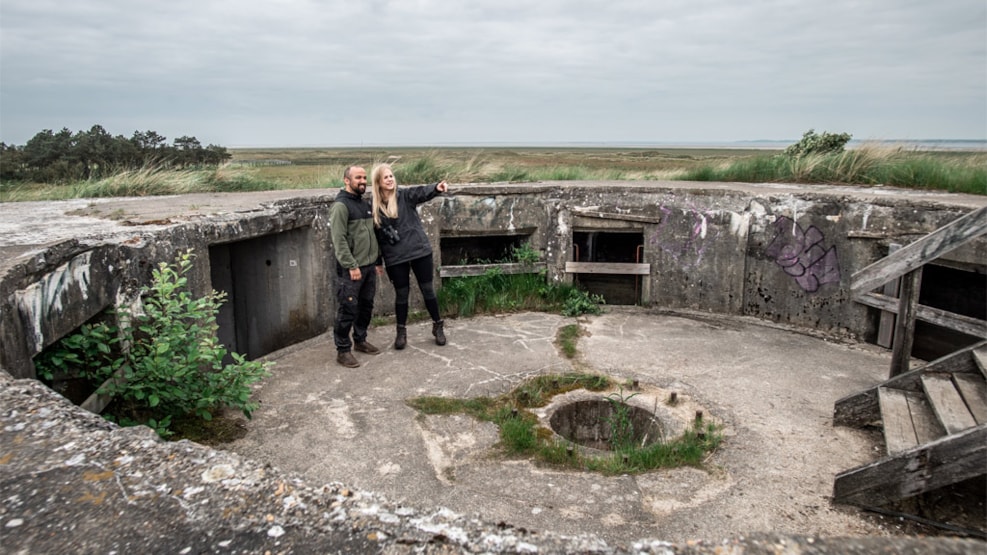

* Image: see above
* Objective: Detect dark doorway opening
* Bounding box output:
[572,231,645,305]
[912,263,986,361]
[209,227,326,362]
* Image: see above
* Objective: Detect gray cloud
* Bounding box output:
[2,0,984,146]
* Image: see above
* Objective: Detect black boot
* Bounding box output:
[394,325,407,350]
[432,320,446,346]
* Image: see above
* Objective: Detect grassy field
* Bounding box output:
[2,146,984,201]
[228,146,778,185]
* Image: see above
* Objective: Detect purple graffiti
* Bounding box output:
[650,205,714,269]
[765,216,841,292]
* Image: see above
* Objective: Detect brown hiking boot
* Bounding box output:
[432,320,447,346]
[337,351,360,368]
[354,341,381,355]
[394,325,407,350]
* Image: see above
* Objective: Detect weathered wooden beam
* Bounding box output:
[890,268,922,377]
[854,292,987,339]
[876,244,902,348]
[570,208,662,224]
[851,206,987,295]
[439,262,546,278]
[833,425,987,507]
[565,262,650,275]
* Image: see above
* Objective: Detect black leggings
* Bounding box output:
[385,254,441,326]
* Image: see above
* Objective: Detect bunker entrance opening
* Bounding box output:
[571,231,645,305]
[209,227,322,363]
[912,262,986,361]
[548,398,664,452]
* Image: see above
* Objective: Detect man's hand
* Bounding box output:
[376,265,385,276]
[349,267,362,281]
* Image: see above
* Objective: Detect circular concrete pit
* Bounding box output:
[549,398,666,451]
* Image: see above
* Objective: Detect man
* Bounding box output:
[329,165,383,367]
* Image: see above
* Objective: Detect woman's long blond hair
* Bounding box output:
[371,163,398,226]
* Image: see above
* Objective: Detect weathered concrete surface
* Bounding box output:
[1,183,985,552]
[2,309,985,553]
[2,308,985,553]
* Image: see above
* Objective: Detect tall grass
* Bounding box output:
[4,146,983,201]
[681,146,987,194]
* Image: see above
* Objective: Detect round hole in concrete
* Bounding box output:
[548,399,664,451]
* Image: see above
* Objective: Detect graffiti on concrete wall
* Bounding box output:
[649,205,717,269]
[765,216,840,292]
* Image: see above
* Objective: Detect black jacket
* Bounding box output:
[375,184,442,267]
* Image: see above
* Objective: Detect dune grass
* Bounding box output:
[2,145,983,201]
[680,145,986,194]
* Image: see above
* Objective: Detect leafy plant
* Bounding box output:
[33,250,271,437]
[560,288,605,317]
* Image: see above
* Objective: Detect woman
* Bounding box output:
[370,163,448,349]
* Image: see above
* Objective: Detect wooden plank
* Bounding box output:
[906,390,946,445]
[974,346,987,378]
[833,341,985,428]
[439,262,546,278]
[878,387,918,455]
[922,374,977,434]
[876,244,902,348]
[854,292,987,339]
[953,373,987,424]
[833,425,987,506]
[890,268,922,377]
[565,262,650,275]
[851,206,987,295]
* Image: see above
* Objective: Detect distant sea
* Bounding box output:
[298,140,986,151]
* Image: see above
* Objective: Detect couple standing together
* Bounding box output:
[329,164,448,368]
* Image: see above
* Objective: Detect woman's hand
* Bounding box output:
[436,180,448,193]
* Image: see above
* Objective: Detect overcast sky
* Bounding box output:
[1,0,985,147]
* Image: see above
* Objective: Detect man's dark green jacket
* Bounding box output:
[329,189,380,272]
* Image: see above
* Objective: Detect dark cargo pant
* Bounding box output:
[333,264,377,353]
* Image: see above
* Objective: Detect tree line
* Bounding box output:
[0,125,232,182]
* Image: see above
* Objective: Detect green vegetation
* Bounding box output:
[556,324,581,358]
[783,129,852,157]
[682,143,986,194]
[437,242,604,318]
[407,373,722,474]
[604,387,640,452]
[1,125,230,184]
[33,250,271,438]
[3,128,983,199]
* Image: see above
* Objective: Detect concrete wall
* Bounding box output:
[1,182,984,379]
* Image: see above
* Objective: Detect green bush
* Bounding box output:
[783,129,852,157]
[34,250,271,437]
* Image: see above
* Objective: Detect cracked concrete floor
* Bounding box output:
[224,307,904,543]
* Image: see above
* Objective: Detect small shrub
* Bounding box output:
[34,250,271,437]
[784,129,852,157]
